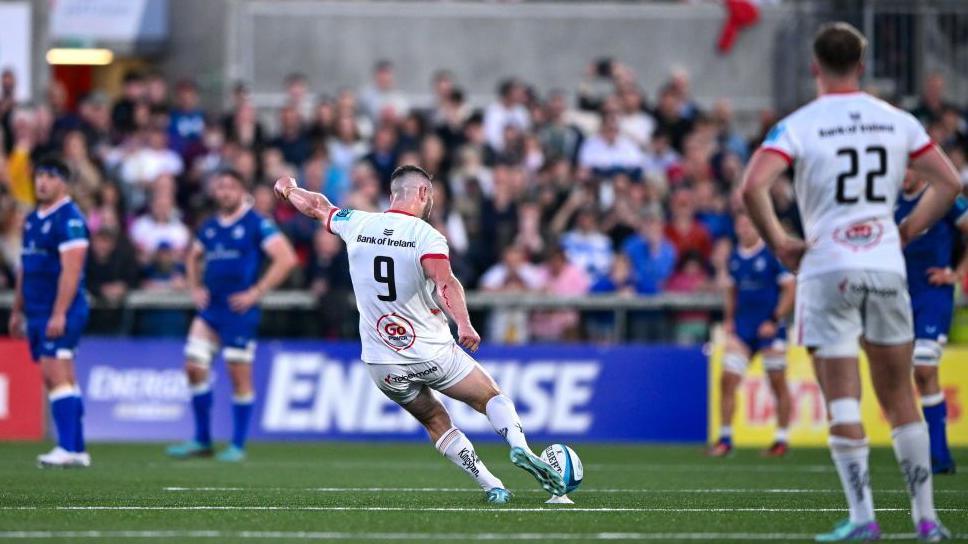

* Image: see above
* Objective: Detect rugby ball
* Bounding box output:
[540,443,583,494]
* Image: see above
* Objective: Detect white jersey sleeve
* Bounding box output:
[334,209,456,364]
[759,93,933,279]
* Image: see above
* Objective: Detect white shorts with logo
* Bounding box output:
[366,344,477,405]
[796,270,913,357]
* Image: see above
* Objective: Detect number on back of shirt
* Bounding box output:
[373,256,396,302]
[835,146,888,204]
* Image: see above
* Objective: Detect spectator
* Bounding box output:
[327,115,367,181]
[111,71,145,138]
[711,99,749,161]
[622,212,677,294]
[363,124,399,191]
[530,247,590,341]
[137,240,189,337]
[483,78,530,152]
[577,113,644,180]
[911,72,958,127]
[664,251,713,344]
[145,72,170,114]
[285,72,313,122]
[560,207,614,281]
[168,79,205,157]
[537,90,583,164]
[86,225,139,306]
[359,60,410,121]
[62,129,104,214]
[129,184,191,263]
[271,105,311,167]
[616,84,656,149]
[654,84,694,152]
[665,186,713,261]
[307,228,353,337]
[118,126,184,211]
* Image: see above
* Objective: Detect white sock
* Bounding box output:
[891,422,936,523]
[485,394,529,451]
[775,428,789,443]
[829,435,875,524]
[720,425,732,438]
[435,428,504,491]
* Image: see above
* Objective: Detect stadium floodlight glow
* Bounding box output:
[46,48,114,66]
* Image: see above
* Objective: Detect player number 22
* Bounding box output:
[373,256,397,302]
[835,146,887,204]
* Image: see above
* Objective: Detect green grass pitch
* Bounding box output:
[0,442,965,542]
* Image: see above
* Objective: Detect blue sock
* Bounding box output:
[231,395,254,450]
[923,400,952,464]
[49,390,78,452]
[191,385,213,446]
[73,391,86,453]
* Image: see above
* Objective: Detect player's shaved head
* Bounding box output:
[390,164,433,196]
[813,22,867,77]
[389,165,435,220]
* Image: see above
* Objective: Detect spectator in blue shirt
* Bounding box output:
[168,80,205,158]
[622,212,677,294]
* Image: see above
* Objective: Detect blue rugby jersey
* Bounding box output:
[21,197,89,318]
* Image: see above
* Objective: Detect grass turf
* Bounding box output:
[0,442,965,542]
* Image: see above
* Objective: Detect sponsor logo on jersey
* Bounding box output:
[832,220,884,251]
[383,229,394,236]
[376,313,416,351]
[41,221,51,234]
[334,209,354,222]
[356,234,416,248]
[383,365,439,385]
[232,225,245,239]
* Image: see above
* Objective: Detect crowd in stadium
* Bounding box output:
[0,60,966,342]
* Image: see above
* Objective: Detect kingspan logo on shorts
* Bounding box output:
[384,366,440,385]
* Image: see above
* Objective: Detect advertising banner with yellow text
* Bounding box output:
[709,345,968,446]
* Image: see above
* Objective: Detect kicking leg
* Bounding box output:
[441,363,566,496]
[913,340,955,474]
[401,386,508,502]
[168,319,217,458]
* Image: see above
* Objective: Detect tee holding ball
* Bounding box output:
[540,444,583,504]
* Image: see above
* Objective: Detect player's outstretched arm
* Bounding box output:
[902,146,962,246]
[422,257,481,352]
[740,150,806,272]
[47,246,86,339]
[273,176,335,221]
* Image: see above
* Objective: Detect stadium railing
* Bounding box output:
[0,290,725,342]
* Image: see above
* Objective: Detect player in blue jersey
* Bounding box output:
[167,169,296,462]
[7,156,91,468]
[895,170,968,475]
[709,212,795,458]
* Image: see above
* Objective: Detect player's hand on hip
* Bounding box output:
[927,266,960,286]
[191,287,210,309]
[457,323,481,352]
[228,288,260,313]
[273,177,297,201]
[757,320,777,339]
[45,313,66,339]
[775,236,807,273]
[7,311,24,339]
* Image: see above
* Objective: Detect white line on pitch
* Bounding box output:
[7,506,966,513]
[0,530,959,541]
[161,486,968,495]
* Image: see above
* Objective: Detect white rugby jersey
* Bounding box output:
[327,208,455,364]
[760,92,933,280]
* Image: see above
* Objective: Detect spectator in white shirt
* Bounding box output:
[119,126,184,211]
[129,185,190,264]
[578,113,644,180]
[358,60,410,122]
[483,78,531,152]
[617,84,656,149]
